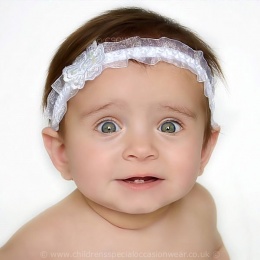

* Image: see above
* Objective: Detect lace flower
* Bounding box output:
[45,37,215,130]
[63,42,105,90]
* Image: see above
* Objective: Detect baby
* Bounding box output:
[0,7,229,260]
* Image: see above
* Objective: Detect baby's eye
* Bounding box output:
[96,120,121,133]
[159,120,182,133]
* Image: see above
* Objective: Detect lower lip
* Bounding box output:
[116,179,164,190]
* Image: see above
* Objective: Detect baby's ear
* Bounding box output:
[42,127,72,180]
[199,127,220,175]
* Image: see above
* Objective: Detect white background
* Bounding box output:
[0,0,259,259]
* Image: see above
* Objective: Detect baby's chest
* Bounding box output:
[69,240,214,260]
[70,225,215,260]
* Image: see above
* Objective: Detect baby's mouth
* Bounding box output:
[122,176,160,184]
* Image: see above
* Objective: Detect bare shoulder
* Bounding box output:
[186,182,217,217]
[0,212,55,259]
[181,183,230,259]
[175,183,218,237]
[0,190,85,260]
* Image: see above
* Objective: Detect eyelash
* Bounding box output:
[158,118,183,133]
[95,117,183,134]
[95,118,121,133]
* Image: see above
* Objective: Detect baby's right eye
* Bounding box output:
[96,120,121,134]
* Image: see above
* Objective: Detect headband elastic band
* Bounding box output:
[45,37,215,130]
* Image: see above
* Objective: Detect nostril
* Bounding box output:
[122,138,159,161]
[126,153,157,161]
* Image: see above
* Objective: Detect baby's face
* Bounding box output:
[62,62,208,214]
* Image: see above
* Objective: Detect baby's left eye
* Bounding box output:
[158,120,182,133]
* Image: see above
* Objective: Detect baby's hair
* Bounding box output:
[42,7,224,145]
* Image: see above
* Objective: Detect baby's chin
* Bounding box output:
[81,188,183,217]
[103,198,174,215]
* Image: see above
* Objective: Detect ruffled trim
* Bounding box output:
[45,37,215,130]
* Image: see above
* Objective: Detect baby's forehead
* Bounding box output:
[72,62,205,112]
[87,62,202,92]
[65,65,207,131]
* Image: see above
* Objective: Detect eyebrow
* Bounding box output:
[158,104,197,119]
[81,101,197,120]
[81,101,125,117]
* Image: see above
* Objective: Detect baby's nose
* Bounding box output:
[122,132,159,161]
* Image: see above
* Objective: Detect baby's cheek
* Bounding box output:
[172,145,202,181]
[68,142,110,177]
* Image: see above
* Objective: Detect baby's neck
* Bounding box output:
[84,196,171,230]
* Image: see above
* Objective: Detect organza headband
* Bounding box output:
[45,37,215,130]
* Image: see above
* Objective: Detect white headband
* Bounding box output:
[45,37,215,130]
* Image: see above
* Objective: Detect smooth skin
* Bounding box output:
[0,62,229,259]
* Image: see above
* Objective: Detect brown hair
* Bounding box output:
[42,7,223,144]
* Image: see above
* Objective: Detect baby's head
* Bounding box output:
[42,7,223,144]
[42,7,223,214]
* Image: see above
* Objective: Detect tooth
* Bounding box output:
[134,179,145,184]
